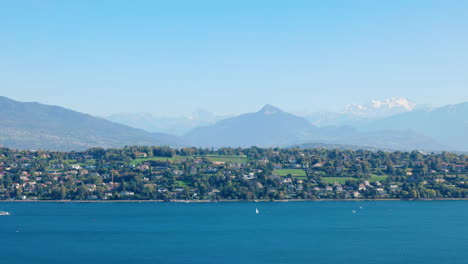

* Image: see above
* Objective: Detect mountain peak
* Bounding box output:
[259,104,283,115]
[343,97,416,118]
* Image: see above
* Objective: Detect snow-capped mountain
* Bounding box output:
[306,97,417,126]
[343,97,416,118]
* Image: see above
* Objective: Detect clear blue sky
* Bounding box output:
[1,0,467,116]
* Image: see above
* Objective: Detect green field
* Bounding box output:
[131,154,248,165]
[64,159,96,166]
[322,175,389,184]
[175,180,191,188]
[321,177,355,184]
[203,155,248,164]
[130,156,186,165]
[369,175,389,182]
[275,169,307,178]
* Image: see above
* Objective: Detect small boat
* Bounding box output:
[256,208,259,214]
[0,211,10,216]
[352,210,357,213]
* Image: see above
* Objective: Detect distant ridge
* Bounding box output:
[184,104,443,151]
[359,102,468,151]
[184,104,318,147]
[0,96,182,151]
[0,97,457,152]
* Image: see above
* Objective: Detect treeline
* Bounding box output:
[0,146,466,200]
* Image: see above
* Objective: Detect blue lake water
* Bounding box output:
[0,201,467,264]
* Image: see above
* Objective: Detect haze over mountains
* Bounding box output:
[184,104,442,151]
[0,96,181,151]
[107,110,227,135]
[358,102,468,151]
[0,96,467,152]
[305,97,419,127]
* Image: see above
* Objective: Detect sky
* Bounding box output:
[1,0,468,117]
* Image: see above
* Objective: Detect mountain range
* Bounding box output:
[0,96,467,152]
[184,104,442,151]
[357,102,468,150]
[0,96,181,151]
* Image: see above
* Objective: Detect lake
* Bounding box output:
[1,201,467,264]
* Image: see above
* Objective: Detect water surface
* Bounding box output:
[1,201,467,264]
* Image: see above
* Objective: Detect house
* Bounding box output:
[282,178,292,184]
[20,176,29,181]
[313,162,325,167]
[358,184,366,191]
[376,188,386,195]
[440,163,450,170]
[189,166,197,174]
[243,172,255,180]
[87,195,98,200]
[70,164,81,170]
[173,170,184,176]
[267,187,277,193]
[205,166,217,173]
[454,165,464,173]
[139,164,150,171]
[273,163,283,170]
[134,152,147,158]
[208,189,221,196]
[90,172,100,178]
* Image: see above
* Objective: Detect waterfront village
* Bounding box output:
[0,146,466,201]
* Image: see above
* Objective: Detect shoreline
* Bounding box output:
[1,198,467,203]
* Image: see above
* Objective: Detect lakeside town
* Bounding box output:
[0,146,466,201]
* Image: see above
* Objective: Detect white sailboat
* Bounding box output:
[255,208,259,214]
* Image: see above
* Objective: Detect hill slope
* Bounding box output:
[0,96,181,150]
